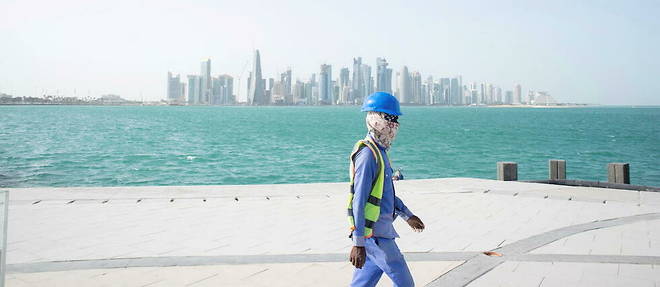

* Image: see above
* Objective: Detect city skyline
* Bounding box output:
[169,51,556,106]
[1,0,659,105]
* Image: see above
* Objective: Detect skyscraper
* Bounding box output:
[479,83,486,105]
[339,67,350,104]
[411,71,422,105]
[514,84,522,104]
[487,83,494,104]
[425,76,433,105]
[450,77,462,105]
[363,64,373,99]
[394,71,400,99]
[431,81,442,105]
[200,59,211,105]
[281,68,292,104]
[463,85,470,105]
[180,82,186,103]
[333,80,340,105]
[351,57,372,104]
[398,66,412,104]
[440,78,450,105]
[376,57,392,93]
[351,58,364,104]
[187,75,201,104]
[311,74,319,105]
[246,72,252,103]
[505,90,513,104]
[469,82,479,104]
[247,50,266,105]
[270,80,283,104]
[211,75,234,105]
[167,72,184,104]
[224,75,234,104]
[211,77,222,105]
[268,78,275,94]
[319,64,333,104]
[293,80,305,105]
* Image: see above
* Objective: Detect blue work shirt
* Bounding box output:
[352,135,414,247]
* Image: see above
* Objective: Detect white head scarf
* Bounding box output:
[365,112,399,149]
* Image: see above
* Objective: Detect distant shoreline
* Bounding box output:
[486,104,594,108]
[1,103,658,108]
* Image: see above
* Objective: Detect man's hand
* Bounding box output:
[349,246,366,268]
[407,215,425,232]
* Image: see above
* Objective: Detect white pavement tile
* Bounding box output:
[6,178,660,286]
[7,261,464,287]
[469,262,659,287]
[532,219,660,256]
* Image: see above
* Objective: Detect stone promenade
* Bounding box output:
[4,178,660,286]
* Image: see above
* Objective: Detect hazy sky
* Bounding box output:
[1,0,659,104]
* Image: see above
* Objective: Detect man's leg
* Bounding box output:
[368,237,414,287]
[351,238,384,287]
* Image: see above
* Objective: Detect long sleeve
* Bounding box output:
[394,195,414,221]
[351,147,377,247]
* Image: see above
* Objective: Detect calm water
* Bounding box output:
[1,105,658,188]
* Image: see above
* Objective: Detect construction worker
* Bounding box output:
[347,92,425,287]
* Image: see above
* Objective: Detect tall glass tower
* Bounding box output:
[351,57,364,104]
[376,57,392,93]
[200,59,211,105]
[187,75,201,104]
[247,50,265,105]
[514,84,522,104]
[319,64,333,105]
[398,66,412,104]
[339,67,350,104]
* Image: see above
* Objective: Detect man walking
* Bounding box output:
[347,92,425,287]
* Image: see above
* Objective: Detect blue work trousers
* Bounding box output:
[350,237,414,287]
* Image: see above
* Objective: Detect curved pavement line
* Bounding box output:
[7,252,480,273]
[426,212,660,287]
[9,251,660,275]
[514,254,660,265]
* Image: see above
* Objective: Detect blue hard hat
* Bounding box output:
[360,92,402,116]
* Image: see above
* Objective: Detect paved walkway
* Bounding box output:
[4,178,660,286]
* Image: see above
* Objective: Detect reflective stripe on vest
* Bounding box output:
[346,138,385,238]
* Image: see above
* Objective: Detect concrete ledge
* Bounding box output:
[524,179,660,192]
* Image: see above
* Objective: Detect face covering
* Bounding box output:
[365,112,400,149]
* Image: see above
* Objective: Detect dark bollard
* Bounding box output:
[549,160,566,180]
[608,163,630,184]
[497,162,518,181]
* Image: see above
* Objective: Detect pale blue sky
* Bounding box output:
[1,0,658,104]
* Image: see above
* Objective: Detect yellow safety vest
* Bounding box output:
[346,138,385,238]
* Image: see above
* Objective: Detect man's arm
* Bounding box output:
[394,195,414,221]
[395,194,425,232]
[349,147,377,269]
[351,147,377,247]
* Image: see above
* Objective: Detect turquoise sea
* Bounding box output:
[0,106,658,188]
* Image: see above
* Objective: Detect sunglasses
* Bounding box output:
[383,114,399,124]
